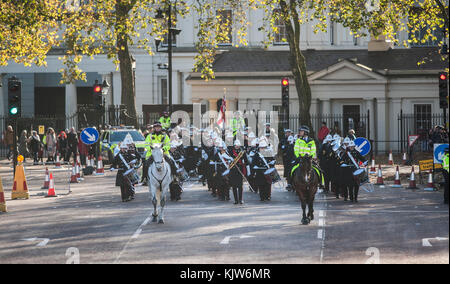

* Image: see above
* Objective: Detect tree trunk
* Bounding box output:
[116,3,138,127]
[280,0,314,135]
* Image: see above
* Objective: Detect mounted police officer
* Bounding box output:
[143,121,177,184]
[293,126,324,187]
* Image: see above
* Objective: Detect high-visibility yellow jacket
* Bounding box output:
[231,118,245,136]
[159,117,171,129]
[294,137,317,158]
[145,132,170,159]
[444,152,449,173]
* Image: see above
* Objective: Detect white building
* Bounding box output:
[0,7,446,152]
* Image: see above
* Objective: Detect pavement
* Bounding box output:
[0,159,448,264]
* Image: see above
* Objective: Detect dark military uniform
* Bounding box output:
[212,150,233,201]
[251,150,274,201]
[112,150,141,202]
[319,142,333,193]
[229,147,248,204]
[341,148,366,202]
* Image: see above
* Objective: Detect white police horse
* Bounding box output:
[148,144,172,224]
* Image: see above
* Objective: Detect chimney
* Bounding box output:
[368,33,393,52]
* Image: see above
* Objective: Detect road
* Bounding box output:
[0,162,448,264]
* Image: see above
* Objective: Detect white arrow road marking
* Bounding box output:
[422,237,449,247]
[220,235,254,245]
[22,238,50,247]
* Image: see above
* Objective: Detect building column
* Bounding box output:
[208,99,218,112]
[376,98,388,153]
[322,99,331,114]
[65,83,77,117]
[311,99,319,116]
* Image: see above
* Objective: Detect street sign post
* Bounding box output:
[80,127,99,145]
[408,135,420,147]
[354,137,371,156]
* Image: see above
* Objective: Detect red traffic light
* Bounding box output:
[94,85,102,93]
[282,78,289,86]
[440,73,447,81]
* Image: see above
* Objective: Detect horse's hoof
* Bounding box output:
[309,214,314,221]
[301,218,310,225]
[152,215,158,222]
[158,219,164,224]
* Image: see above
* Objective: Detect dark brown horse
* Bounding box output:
[292,155,320,225]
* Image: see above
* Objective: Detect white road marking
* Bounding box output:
[220,235,254,245]
[317,229,323,239]
[114,215,152,264]
[319,210,325,217]
[131,229,142,239]
[422,237,449,247]
[319,219,325,227]
[22,238,50,247]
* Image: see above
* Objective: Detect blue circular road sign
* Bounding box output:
[434,144,449,164]
[354,137,371,156]
[81,127,99,145]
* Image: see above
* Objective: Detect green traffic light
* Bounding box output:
[9,107,18,115]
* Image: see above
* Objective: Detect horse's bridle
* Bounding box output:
[150,159,169,191]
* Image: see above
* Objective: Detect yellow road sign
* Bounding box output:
[419,159,442,172]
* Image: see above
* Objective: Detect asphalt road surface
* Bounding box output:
[0,162,448,264]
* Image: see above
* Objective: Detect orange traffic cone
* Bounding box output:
[45,173,57,197]
[55,153,61,168]
[388,151,394,165]
[96,155,104,175]
[369,159,376,174]
[0,177,7,212]
[70,163,79,184]
[407,166,418,189]
[375,165,384,186]
[76,162,81,180]
[42,167,50,189]
[391,166,402,188]
[402,153,407,165]
[11,163,29,200]
[424,171,434,191]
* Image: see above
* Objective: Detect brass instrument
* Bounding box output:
[229,150,245,170]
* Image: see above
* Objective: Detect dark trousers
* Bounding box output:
[66,149,78,164]
[259,183,271,201]
[232,186,243,203]
[120,179,135,201]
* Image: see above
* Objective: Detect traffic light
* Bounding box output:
[8,77,22,117]
[93,80,103,109]
[281,78,289,107]
[439,72,448,109]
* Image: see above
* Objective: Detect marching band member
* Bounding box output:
[251,139,274,202]
[341,140,367,202]
[169,141,184,201]
[111,142,136,202]
[280,129,293,188]
[213,141,233,201]
[319,135,333,194]
[229,140,248,205]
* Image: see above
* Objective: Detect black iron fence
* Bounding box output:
[398,111,447,153]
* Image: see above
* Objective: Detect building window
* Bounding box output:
[216,9,232,45]
[273,9,288,45]
[160,78,168,105]
[414,104,432,132]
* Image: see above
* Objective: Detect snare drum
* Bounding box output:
[353,168,369,186]
[124,168,140,185]
[264,168,281,184]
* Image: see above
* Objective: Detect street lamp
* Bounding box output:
[154,3,181,114]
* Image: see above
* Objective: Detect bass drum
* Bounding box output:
[264,168,281,185]
[124,168,140,185]
[353,168,369,186]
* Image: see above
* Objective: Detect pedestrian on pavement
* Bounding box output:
[18,130,30,162]
[57,131,68,163]
[318,122,330,143]
[78,130,89,165]
[2,125,16,160]
[66,127,79,163]
[29,131,41,165]
[44,128,57,163]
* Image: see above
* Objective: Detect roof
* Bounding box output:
[210,47,446,74]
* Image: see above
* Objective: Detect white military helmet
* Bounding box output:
[120,142,128,149]
[287,136,295,144]
[326,134,333,141]
[248,132,256,139]
[333,134,341,140]
[234,139,242,147]
[343,137,351,144]
[251,138,259,147]
[214,139,223,148]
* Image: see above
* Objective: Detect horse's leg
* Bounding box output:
[150,185,158,222]
[298,190,309,225]
[158,189,166,224]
